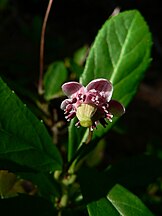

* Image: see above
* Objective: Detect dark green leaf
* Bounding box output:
[87,196,119,216]
[67,59,83,79]
[68,10,152,159]
[73,45,89,65]
[44,61,68,100]
[87,184,154,216]
[0,77,62,171]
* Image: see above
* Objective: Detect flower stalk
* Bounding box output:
[38,0,54,95]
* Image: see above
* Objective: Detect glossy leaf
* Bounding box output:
[0,77,62,171]
[87,184,154,216]
[68,10,152,160]
[44,61,68,100]
[87,196,119,216]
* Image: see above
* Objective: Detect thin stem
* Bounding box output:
[65,128,93,174]
[85,127,93,144]
[38,0,54,95]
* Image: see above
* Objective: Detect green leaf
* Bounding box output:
[80,10,152,86]
[87,184,154,216]
[87,196,119,216]
[0,170,17,198]
[44,61,68,100]
[68,10,152,160]
[0,77,62,172]
[73,45,89,65]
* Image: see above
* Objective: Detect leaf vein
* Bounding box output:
[110,12,138,83]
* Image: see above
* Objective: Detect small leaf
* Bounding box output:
[0,170,17,198]
[73,45,89,66]
[44,61,68,100]
[87,184,154,216]
[0,170,37,199]
[0,77,62,171]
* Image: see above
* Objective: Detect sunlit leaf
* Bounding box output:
[87,184,154,216]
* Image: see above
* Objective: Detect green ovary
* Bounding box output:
[76,104,97,127]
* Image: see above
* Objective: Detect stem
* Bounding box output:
[38,0,54,95]
[65,127,93,174]
[85,127,93,144]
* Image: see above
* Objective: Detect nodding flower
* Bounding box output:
[61,78,125,130]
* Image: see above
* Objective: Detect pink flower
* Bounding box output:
[61,78,125,130]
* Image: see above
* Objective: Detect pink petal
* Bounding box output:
[86,78,113,92]
[108,100,125,116]
[60,99,70,110]
[62,82,83,97]
[86,78,113,101]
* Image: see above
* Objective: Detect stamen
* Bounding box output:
[71,97,77,103]
[75,121,80,128]
[102,105,108,113]
[106,113,113,122]
[83,94,86,102]
[91,97,95,102]
[90,89,97,93]
[65,104,73,114]
[65,112,76,121]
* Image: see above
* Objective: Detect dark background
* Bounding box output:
[0,0,162,215]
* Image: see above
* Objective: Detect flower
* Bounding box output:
[61,78,125,130]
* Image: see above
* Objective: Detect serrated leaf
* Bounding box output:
[87,184,154,216]
[0,77,62,171]
[44,61,68,100]
[68,10,152,160]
